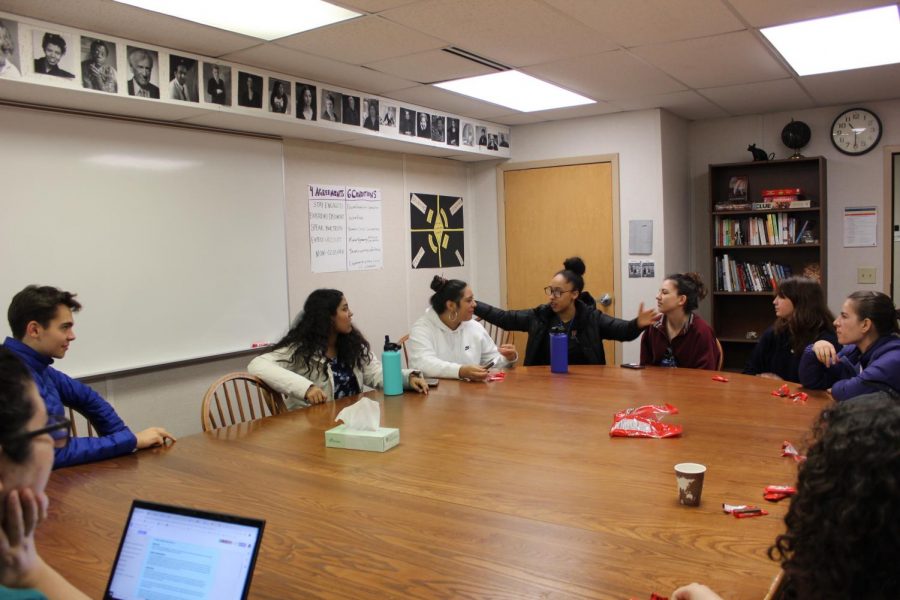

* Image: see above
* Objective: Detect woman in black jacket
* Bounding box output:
[474,258,657,366]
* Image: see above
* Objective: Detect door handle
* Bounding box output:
[599,293,612,307]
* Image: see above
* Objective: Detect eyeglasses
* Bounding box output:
[544,286,575,298]
[19,413,71,443]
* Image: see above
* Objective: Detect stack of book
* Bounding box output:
[752,188,815,210]
[715,255,794,292]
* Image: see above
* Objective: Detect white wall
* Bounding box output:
[504,109,672,362]
[661,110,692,275]
[689,99,900,314]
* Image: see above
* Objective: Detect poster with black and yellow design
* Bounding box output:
[409,193,464,269]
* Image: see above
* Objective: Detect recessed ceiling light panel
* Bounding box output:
[435,71,594,113]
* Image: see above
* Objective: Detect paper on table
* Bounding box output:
[335,396,380,431]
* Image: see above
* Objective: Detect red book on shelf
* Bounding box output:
[761,188,802,197]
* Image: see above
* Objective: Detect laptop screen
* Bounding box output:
[103,500,265,600]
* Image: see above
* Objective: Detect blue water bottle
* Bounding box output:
[550,325,568,374]
[382,335,404,396]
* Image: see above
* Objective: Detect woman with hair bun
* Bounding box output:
[640,272,720,370]
[407,276,516,381]
[474,257,656,366]
[249,289,427,409]
[799,290,900,401]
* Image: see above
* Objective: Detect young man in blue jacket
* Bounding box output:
[3,285,175,468]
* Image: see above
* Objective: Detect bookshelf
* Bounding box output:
[709,157,827,371]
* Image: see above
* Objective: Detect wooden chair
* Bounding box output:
[475,317,514,347]
[67,406,95,437]
[715,338,724,371]
[399,334,410,367]
[201,372,287,432]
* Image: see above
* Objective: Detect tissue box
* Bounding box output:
[324,424,399,452]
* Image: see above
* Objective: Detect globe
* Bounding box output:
[781,119,811,158]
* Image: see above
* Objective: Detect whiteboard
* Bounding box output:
[0,105,289,377]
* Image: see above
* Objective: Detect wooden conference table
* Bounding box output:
[39,366,829,599]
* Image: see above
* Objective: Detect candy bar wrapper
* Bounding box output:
[734,508,769,518]
[613,403,678,420]
[610,404,682,438]
[712,375,728,382]
[771,383,791,397]
[765,485,797,495]
[781,440,807,462]
[790,391,808,403]
[486,372,506,382]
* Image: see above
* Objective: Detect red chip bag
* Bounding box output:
[610,404,682,438]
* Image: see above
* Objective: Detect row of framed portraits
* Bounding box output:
[0,14,510,153]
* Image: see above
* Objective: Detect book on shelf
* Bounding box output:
[715,255,793,292]
[715,214,807,246]
[761,187,802,197]
[752,202,774,210]
[714,202,751,211]
[772,198,813,209]
[728,175,748,202]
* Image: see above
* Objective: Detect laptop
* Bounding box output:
[103,500,265,600]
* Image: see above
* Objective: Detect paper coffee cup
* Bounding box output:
[674,463,707,506]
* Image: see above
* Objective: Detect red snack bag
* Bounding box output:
[610,404,682,439]
[764,492,791,502]
[765,485,797,495]
[771,384,791,397]
[734,508,769,518]
[486,372,506,382]
[790,391,808,403]
[781,441,807,462]
[712,375,729,383]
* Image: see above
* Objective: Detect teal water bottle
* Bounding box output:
[382,335,403,396]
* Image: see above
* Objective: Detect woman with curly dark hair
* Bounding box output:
[672,392,900,600]
[743,276,838,382]
[249,289,427,409]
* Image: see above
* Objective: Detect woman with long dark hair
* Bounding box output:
[672,392,900,599]
[475,257,656,366]
[799,290,900,400]
[743,276,837,382]
[640,272,719,370]
[407,276,516,381]
[249,289,427,408]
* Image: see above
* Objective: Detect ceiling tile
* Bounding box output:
[523,50,686,101]
[381,0,618,67]
[613,90,729,121]
[728,0,893,27]
[491,101,622,125]
[366,49,496,84]
[275,15,446,64]
[631,31,791,89]
[699,78,815,116]
[546,0,744,47]
[0,0,259,57]
[801,63,900,106]
[384,85,512,119]
[221,44,416,94]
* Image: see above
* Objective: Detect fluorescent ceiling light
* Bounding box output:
[761,5,900,76]
[113,0,360,41]
[435,71,594,112]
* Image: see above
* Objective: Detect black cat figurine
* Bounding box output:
[748,144,774,161]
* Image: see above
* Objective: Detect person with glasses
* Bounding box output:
[2,286,174,469]
[0,347,90,599]
[640,272,720,370]
[407,276,517,381]
[475,257,657,366]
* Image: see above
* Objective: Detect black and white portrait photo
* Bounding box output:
[168,54,198,102]
[416,112,431,138]
[204,62,230,105]
[477,126,487,146]
[33,30,76,79]
[500,132,510,148]
[80,37,117,92]
[126,46,160,98]
[447,118,459,146]
[380,104,396,128]
[363,98,379,131]
[0,19,22,78]
[487,133,499,151]
[461,123,474,147]
[342,94,360,126]
[431,115,445,142]
[399,108,415,136]
[269,77,291,114]
[321,89,342,122]
[237,71,263,108]
[641,260,656,278]
[296,83,316,120]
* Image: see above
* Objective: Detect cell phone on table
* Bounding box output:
[425,378,440,387]
[620,363,645,369]
[481,359,496,369]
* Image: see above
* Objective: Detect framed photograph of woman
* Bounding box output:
[399,108,415,136]
[269,77,291,115]
[447,118,459,146]
[461,123,474,147]
[320,89,342,122]
[363,98,379,131]
[296,83,316,120]
[380,104,396,129]
[237,71,263,108]
[0,19,21,78]
[32,29,77,80]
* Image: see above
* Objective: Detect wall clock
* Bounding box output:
[831,107,882,156]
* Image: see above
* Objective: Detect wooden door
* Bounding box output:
[503,163,616,361]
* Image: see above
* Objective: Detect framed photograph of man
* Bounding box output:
[269,77,291,115]
[380,104,396,129]
[32,29,77,80]
[399,108,415,136]
[80,36,117,93]
[320,89,342,122]
[461,123,474,147]
[0,19,22,78]
[487,133,499,151]
[203,62,230,106]
[126,45,160,98]
[237,71,263,108]
[168,54,198,102]
[342,94,360,126]
[476,126,487,146]
[446,118,459,146]
[416,112,431,138]
[363,98,379,131]
[430,115,445,142]
[500,131,510,148]
[296,83,316,120]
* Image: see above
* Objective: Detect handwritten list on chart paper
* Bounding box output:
[308,185,383,273]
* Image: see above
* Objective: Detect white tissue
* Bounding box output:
[335,397,380,431]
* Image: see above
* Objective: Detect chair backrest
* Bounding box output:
[399,334,410,367]
[476,317,514,347]
[201,372,287,432]
[67,406,95,437]
[715,338,724,371]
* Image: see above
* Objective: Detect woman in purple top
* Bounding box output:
[800,291,900,401]
[640,272,719,370]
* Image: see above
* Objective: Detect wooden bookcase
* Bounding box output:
[708,157,827,371]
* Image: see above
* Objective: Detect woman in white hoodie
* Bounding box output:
[408,276,517,381]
